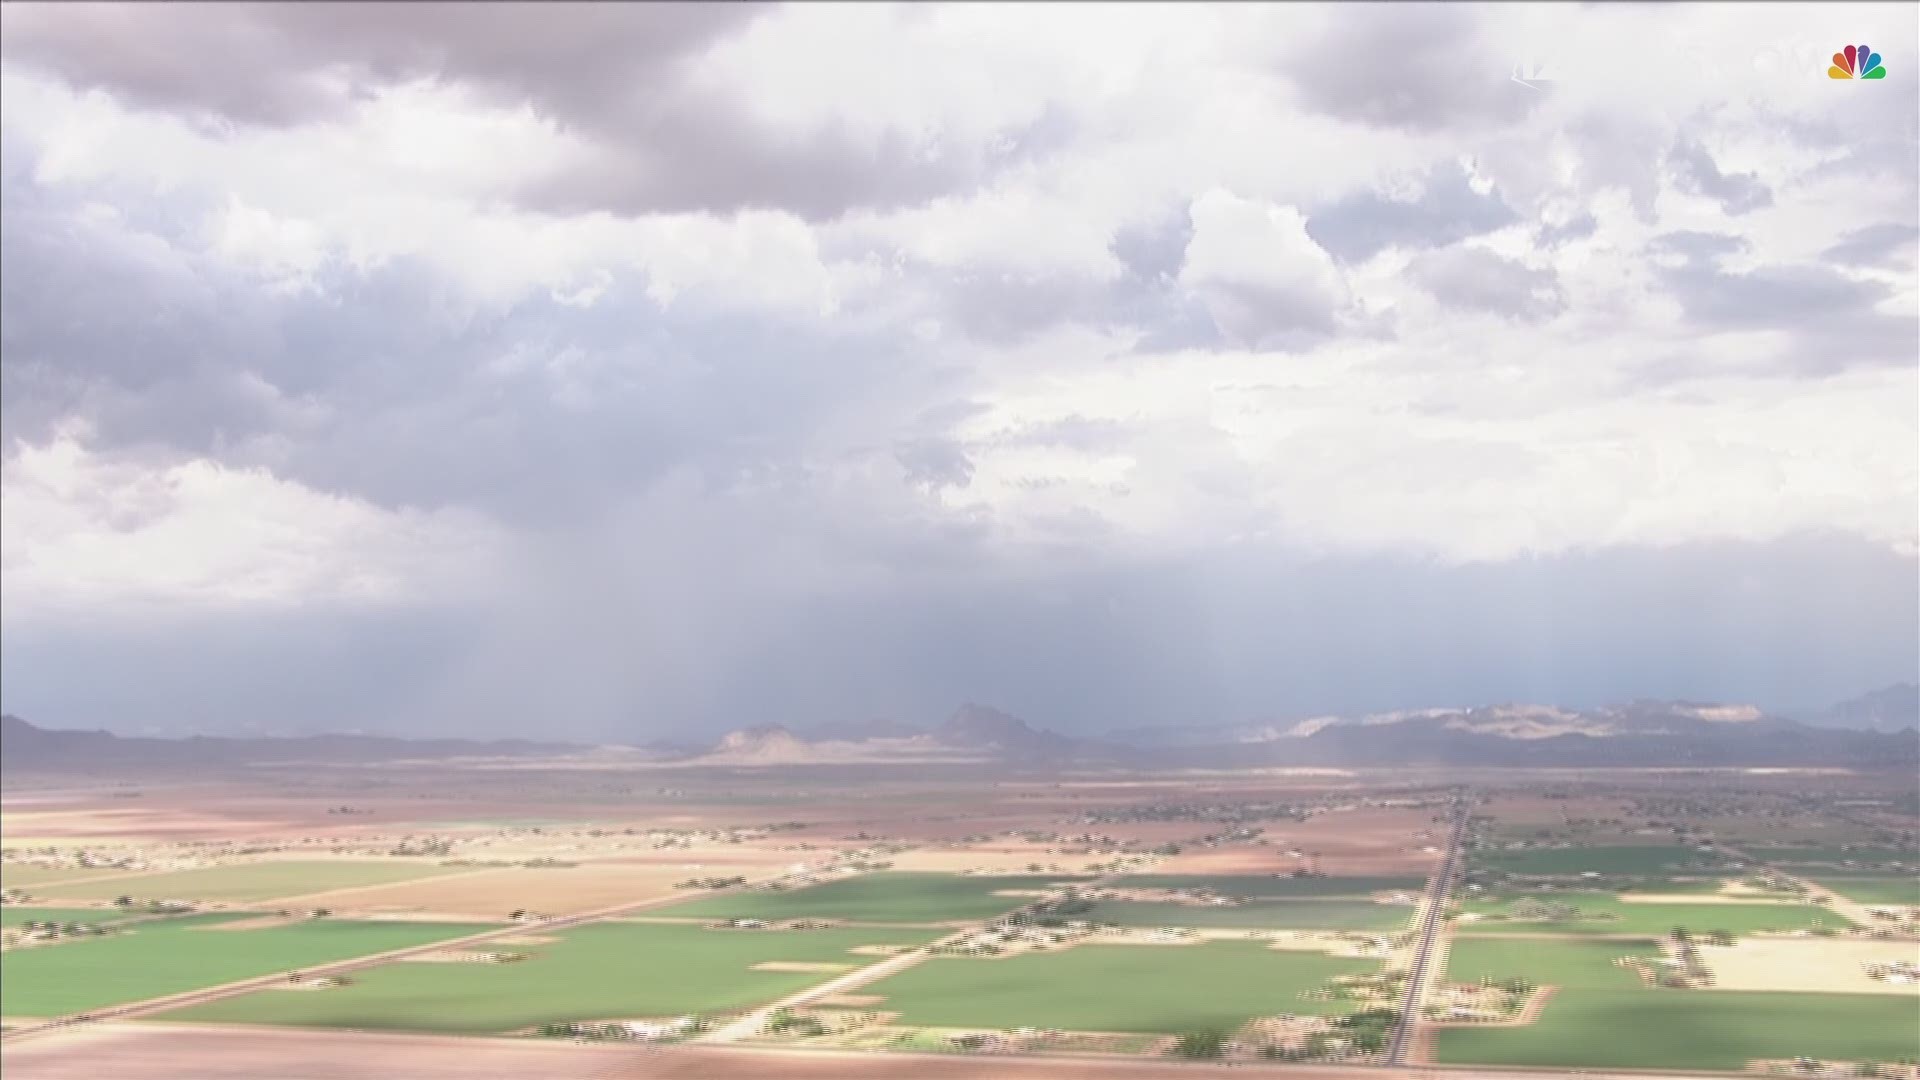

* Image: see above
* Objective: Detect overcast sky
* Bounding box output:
[1,3,1915,741]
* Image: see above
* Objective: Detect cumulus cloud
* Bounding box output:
[1,426,500,614]
[1179,190,1350,349]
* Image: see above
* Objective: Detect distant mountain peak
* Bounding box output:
[710,724,811,759]
[933,703,1083,759]
[1817,682,1920,733]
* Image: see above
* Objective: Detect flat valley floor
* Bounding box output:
[3,759,1915,1079]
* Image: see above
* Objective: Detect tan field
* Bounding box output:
[885,847,1090,874]
[304,863,786,920]
[1698,937,1920,994]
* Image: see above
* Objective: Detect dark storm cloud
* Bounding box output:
[1280,4,1542,131]
[0,155,961,521]
[1822,223,1920,268]
[1668,137,1772,215]
[1306,162,1517,263]
[0,2,1037,220]
[5,532,1913,740]
[1409,245,1562,321]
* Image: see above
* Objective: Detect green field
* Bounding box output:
[1,906,132,928]
[1087,899,1414,932]
[166,922,938,1033]
[0,915,487,1017]
[1815,876,1920,907]
[1475,845,1732,876]
[1438,937,1918,1069]
[34,861,469,904]
[1745,845,1916,868]
[1444,935,1663,988]
[1455,893,1853,937]
[658,872,1088,924]
[1117,874,1425,898]
[864,940,1375,1033]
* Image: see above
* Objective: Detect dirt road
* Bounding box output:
[1,1021,1721,1080]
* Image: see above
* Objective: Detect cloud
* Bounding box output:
[1279,4,1542,131]
[1648,229,1915,371]
[1,4,1915,738]
[1179,189,1350,349]
[1,426,500,614]
[1668,137,1773,215]
[1306,162,1517,263]
[1409,245,1563,320]
[1822,222,1920,267]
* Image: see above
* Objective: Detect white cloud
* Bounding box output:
[1,425,502,614]
[1179,189,1350,347]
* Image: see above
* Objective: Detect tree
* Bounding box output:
[1172,1029,1228,1059]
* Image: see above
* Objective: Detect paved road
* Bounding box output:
[1384,793,1468,1066]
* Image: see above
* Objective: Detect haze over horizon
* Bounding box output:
[2,3,1916,742]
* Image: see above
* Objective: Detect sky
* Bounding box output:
[1,2,1915,742]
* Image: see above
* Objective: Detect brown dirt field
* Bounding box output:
[193,916,303,931]
[749,961,853,973]
[396,950,514,964]
[312,864,785,920]
[1152,808,1438,877]
[886,848,1085,874]
[814,994,884,1007]
[1698,938,1920,994]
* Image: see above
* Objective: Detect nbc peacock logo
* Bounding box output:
[1828,44,1886,79]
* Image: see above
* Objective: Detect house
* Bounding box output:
[620,1016,696,1041]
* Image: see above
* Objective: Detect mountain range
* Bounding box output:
[3,684,1914,774]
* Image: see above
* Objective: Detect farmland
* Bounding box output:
[1814,876,1920,907]
[32,862,471,904]
[1473,845,1732,876]
[1454,893,1854,936]
[164,922,939,1033]
[1086,899,1413,932]
[657,872,1089,924]
[1,907,138,928]
[1437,936,1920,1069]
[0,865,138,889]
[861,940,1375,1033]
[0,915,486,1017]
[1115,874,1424,897]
